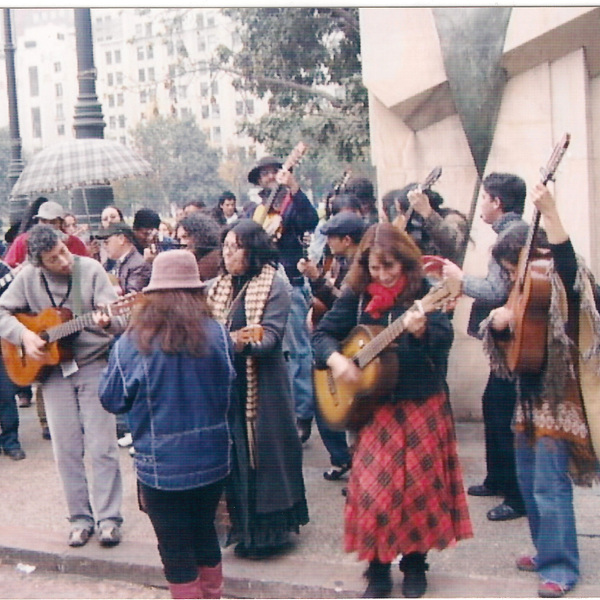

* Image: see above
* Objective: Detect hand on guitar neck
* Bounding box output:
[530,182,568,245]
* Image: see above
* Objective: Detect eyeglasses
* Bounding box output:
[223,242,242,253]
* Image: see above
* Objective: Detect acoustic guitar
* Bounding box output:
[395,165,442,232]
[503,133,571,375]
[1,292,138,386]
[252,142,308,238]
[314,276,461,431]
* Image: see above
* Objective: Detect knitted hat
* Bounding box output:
[247,156,283,185]
[143,250,204,292]
[133,208,160,230]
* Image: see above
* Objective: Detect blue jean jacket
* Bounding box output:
[99,320,235,491]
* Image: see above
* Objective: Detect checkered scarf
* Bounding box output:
[207,264,277,468]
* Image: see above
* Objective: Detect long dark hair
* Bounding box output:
[128,289,210,356]
[345,223,423,303]
[220,218,279,278]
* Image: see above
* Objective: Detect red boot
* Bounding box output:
[199,563,223,599]
[168,577,202,599]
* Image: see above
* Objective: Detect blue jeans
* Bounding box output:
[285,284,315,421]
[315,408,351,467]
[515,433,579,587]
[0,360,20,452]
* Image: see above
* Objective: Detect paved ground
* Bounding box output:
[2,396,600,598]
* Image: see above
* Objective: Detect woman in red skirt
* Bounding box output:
[313,223,473,598]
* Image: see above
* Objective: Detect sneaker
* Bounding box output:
[98,521,121,547]
[4,448,26,461]
[42,427,51,440]
[538,580,573,598]
[516,555,537,572]
[16,393,32,408]
[68,524,93,547]
[117,432,133,448]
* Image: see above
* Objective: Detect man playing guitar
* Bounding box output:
[247,153,319,444]
[0,224,126,549]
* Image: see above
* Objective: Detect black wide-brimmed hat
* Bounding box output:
[247,156,283,186]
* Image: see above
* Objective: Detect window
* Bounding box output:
[118,115,126,128]
[57,124,65,136]
[135,24,142,36]
[148,67,155,81]
[212,126,221,143]
[107,73,114,86]
[207,15,215,28]
[201,105,209,119]
[56,104,64,120]
[200,82,209,98]
[109,116,116,129]
[108,94,115,108]
[116,72,123,85]
[140,90,147,103]
[148,87,156,101]
[120,136,126,145]
[24,40,36,48]
[147,44,153,59]
[145,22,152,37]
[114,50,121,63]
[105,51,112,65]
[181,107,191,118]
[211,81,218,96]
[55,83,63,98]
[196,13,204,29]
[117,93,124,106]
[137,46,144,61]
[235,100,243,116]
[29,66,39,97]
[245,99,255,115]
[178,85,187,99]
[167,40,174,56]
[211,103,220,117]
[138,69,145,82]
[31,107,41,138]
[168,64,176,77]
[54,62,61,73]
[57,33,64,41]
[197,35,206,52]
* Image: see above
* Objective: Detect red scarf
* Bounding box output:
[365,275,407,319]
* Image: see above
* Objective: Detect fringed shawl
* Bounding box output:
[481,254,600,486]
[207,264,277,468]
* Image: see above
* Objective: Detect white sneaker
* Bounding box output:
[117,433,133,448]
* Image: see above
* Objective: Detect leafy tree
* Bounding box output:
[0,127,14,224]
[217,8,370,164]
[128,115,227,212]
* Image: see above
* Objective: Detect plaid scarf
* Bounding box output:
[207,264,277,468]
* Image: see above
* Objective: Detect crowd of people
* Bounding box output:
[0,153,598,600]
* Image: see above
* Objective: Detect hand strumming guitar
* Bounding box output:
[297,258,321,281]
[21,329,47,361]
[275,169,300,195]
[407,187,433,219]
[489,306,514,333]
[326,351,361,385]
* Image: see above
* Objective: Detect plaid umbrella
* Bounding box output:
[10,138,153,196]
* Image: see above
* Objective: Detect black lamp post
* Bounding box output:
[71,7,113,228]
[3,8,27,227]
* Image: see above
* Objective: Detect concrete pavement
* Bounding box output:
[2,397,600,598]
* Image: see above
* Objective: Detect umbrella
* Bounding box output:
[10,138,153,197]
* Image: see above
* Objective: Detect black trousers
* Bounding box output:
[482,372,525,512]
[139,478,225,584]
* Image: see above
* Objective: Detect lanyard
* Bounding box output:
[41,271,72,309]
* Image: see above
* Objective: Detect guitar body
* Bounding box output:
[504,256,552,374]
[1,307,73,386]
[314,325,398,431]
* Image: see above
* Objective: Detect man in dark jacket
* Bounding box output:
[95,223,151,294]
[247,155,319,442]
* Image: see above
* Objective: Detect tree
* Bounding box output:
[128,115,227,212]
[0,127,13,224]
[217,8,370,164]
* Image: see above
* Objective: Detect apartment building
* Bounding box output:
[2,8,266,161]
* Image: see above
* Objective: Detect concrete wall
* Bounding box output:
[359,7,600,420]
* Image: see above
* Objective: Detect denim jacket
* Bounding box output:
[99,319,235,491]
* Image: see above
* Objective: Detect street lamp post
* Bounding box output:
[71,7,113,229]
[3,8,27,227]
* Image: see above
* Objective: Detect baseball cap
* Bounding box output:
[34,201,64,221]
[94,222,135,241]
[321,212,366,238]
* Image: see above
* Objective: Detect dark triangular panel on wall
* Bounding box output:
[433,7,512,177]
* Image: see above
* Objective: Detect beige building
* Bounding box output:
[359,7,600,419]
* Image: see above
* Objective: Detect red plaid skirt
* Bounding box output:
[345,393,473,562]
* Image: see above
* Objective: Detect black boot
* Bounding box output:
[399,552,428,598]
[362,560,393,598]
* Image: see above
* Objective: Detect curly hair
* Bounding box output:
[177,212,221,260]
[219,218,279,278]
[345,222,424,302]
[27,224,63,267]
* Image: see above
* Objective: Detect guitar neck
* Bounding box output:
[46,311,99,344]
[354,305,415,368]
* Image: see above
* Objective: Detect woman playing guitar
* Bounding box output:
[312,223,472,599]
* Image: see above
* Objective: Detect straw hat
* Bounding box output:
[143,250,203,292]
